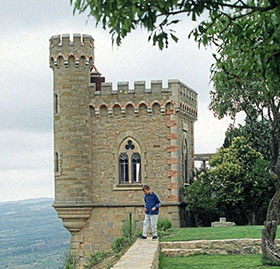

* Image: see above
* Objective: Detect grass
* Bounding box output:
[161,225,280,242]
[159,254,280,269]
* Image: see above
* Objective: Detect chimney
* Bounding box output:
[90,65,105,91]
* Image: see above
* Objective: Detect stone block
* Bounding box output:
[166,133,178,140]
[211,221,236,227]
[167,158,178,164]
[166,119,177,127]
[168,182,178,190]
[167,169,178,177]
[167,195,178,202]
[167,145,178,152]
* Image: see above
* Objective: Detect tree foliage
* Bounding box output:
[198,3,280,170]
[71,0,280,263]
[203,6,280,135]
[184,137,274,226]
[71,0,279,49]
[194,2,280,263]
[223,116,271,161]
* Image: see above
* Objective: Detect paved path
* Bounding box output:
[112,238,159,269]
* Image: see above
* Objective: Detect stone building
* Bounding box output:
[49,33,198,262]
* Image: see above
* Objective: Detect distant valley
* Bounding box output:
[0,198,70,268]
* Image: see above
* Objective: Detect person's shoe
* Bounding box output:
[141,235,147,239]
[152,236,158,240]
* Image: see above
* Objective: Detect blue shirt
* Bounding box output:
[144,192,161,215]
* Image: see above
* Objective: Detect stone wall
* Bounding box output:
[80,205,179,255]
[90,99,171,204]
[160,239,280,256]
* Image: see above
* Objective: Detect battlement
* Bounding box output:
[49,33,94,48]
[49,33,94,69]
[89,79,198,118]
[90,79,197,104]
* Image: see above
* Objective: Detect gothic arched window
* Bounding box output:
[118,138,142,184]
[132,153,141,183]
[119,153,129,183]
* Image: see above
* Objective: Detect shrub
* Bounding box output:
[136,229,143,238]
[64,252,78,269]
[85,251,112,268]
[121,214,137,245]
[183,137,275,226]
[157,218,172,232]
[111,235,130,253]
[157,218,173,239]
[111,213,139,253]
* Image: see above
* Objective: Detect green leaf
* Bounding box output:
[170,33,178,42]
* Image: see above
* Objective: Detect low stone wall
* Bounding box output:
[113,238,159,269]
[160,239,280,257]
[211,221,236,227]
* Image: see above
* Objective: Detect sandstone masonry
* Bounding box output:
[49,33,198,266]
[160,239,280,256]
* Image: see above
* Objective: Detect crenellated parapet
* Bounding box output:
[89,79,198,119]
[49,33,94,69]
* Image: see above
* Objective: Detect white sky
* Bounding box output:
[0,0,244,202]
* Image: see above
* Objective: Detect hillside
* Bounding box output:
[0,198,70,268]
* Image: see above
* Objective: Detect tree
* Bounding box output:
[70,0,279,49]
[184,171,220,226]
[223,116,271,161]
[199,7,280,264]
[71,0,280,263]
[184,137,274,226]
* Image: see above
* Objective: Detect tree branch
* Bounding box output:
[156,0,278,19]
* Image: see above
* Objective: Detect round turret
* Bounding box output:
[49,34,94,205]
[49,33,94,69]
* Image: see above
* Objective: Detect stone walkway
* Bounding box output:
[112,238,159,269]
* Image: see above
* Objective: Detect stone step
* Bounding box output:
[160,241,205,249]
[161,248,203,257]
[160,239,280,257]
[160,239,280,250]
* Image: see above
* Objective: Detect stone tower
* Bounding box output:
[49,33,198,263]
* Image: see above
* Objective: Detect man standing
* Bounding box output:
[141,185,161,239]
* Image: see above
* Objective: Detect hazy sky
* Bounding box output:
[0,1,243,202]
